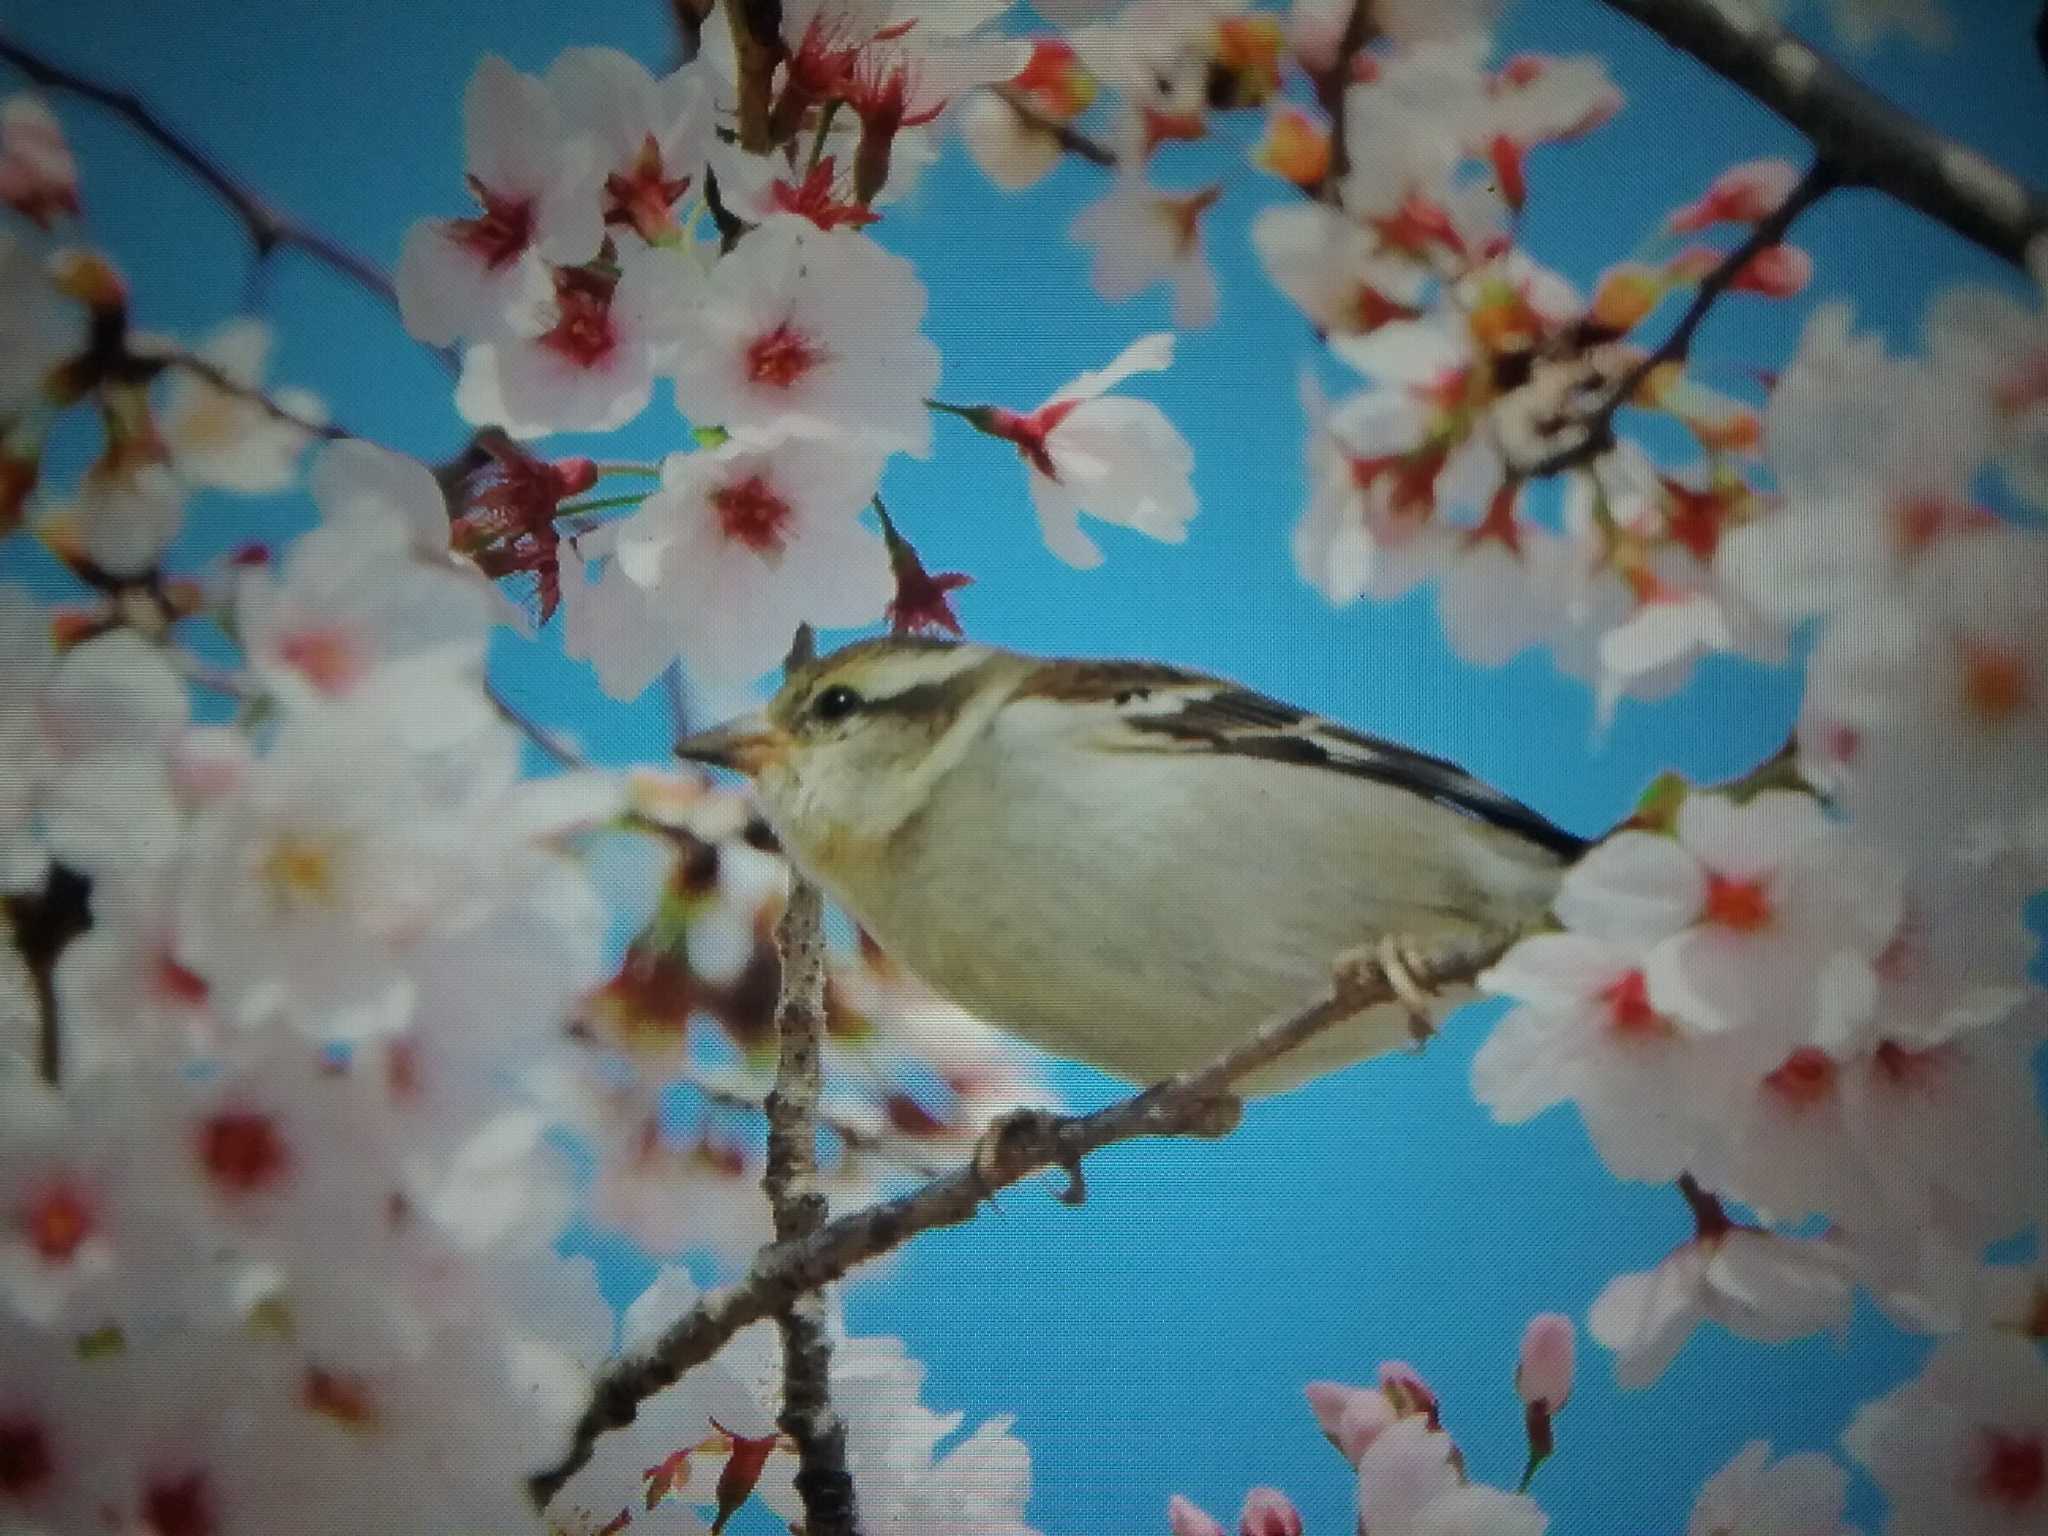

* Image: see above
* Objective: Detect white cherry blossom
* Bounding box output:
[980,332,1196,568]
[0,232,82,414]
[1925,242,2048,509]
[1686,1440,1858,1536]
[1070,168,1222,328]
[545,47,711,246]
[1590,1226,1854,1388]
[1843,1332,2048,1536]
[668,216,940,455]
[1252,202,1426,338]
[154,319,326,492]
[1293,371,1451,605]
[396,54,602,348]
[608,437,892,686]
[1354,1418,1549,1536]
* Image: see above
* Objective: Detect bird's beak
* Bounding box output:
[674,713,785,776]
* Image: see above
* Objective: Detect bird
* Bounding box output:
[674,635,1586,1096]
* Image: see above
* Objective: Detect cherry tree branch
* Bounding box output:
[762,876,860,1536]
[1309,0,1375,201]
[1521,157,1838,478]
[1595,0,2048,269]
[0,32,458,373]
[989,84,1117,168]
[527,926,1514,1511]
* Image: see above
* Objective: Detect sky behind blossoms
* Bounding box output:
[4,0,2048,1533]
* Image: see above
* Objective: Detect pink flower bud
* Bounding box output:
[1167,1494,1226,1536]
[1516,1313,1576,1413]
[1377,1361,1440,1426]
[1304,1380,1396,1464]
[1238,1487,1303,1536]
[1667,159,1801,232]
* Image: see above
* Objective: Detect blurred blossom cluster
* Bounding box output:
[0,0,2042,1531]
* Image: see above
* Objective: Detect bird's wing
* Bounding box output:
[1023,662,1586,860]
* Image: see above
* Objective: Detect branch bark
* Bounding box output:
[1595,0,2048,270]
[762,877,859,1536]
[527,925,1515,1512]
[0,31,458,372]
[1521,157,1839,478]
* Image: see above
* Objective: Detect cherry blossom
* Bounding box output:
[455,244,697,436]
[1923,240,2048,509]
[1589,1225,1854,1388]
[1638,791,1900,1048]
[969,331,1196,568]
[668,215,940,455]
[1071,168,1222,328]
[53,867,224,1076]
[0,95,79,227]
[606,436,892,686]
[153,319,326,492]
[1239,1486,1304,1536]
[961,39,1096,191]
[1253,203,1427,339]
[545,47,711,246]
[1720,305,1992,624]
[1169,1493,1229,1536]
[1686,1440,1858,1536]
[1354,1418,1549,1536]
[1844,1332,2048,1536]
[1293,370,1452,606]
[1516,1313,1576,1414]
[0,233,83,416]
[0,1073,118,1327]
[1800,526,2048,856]
[64,436,187,577]
[396,54,602,348]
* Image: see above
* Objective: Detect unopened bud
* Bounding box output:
[1515,1313,1576,1413]
[1237,1487,1302,1536]
[1167,1494,1226,1536]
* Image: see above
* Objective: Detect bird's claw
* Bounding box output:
[1335,934,1441,1050]
[971,1107,1085,1205]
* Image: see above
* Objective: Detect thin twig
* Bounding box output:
[1521,158,1839,478]
[1310,0,1375,202]
[485,677,584,770]
[1595,0,2048,269]
[676,1067,943,1180]
[762,877,860,1536]
[990,84,1117,169]
[162,351,348,442]
[526,926,1515,1511]
[0,31,458,373]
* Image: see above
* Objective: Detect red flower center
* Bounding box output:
[603,133,693,243]
[198,1109,291,1196]
[1978,1429,2045,1509]
[303,1366,380,1430]
[152,949,211,1009]
[1600,969,1668,1039]
[142,1470,215,1536]
[710,473,795,556]
[1763,1048,1836,1108]
[1703,873,1771,931]
[541,270,619,368]
[277,623,367,698]
[0,1417,52,1498]
[449,177,535,271]
[1961,643,2029,726]
[743,321,826,390]
[1873,1039,1943,1091]
[21,1181,94,1263]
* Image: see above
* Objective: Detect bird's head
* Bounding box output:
[675,635,1027,866]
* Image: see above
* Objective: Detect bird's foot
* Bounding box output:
[1335,934,1441,1051]
[971,1107,1086,1206]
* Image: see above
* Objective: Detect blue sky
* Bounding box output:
[6,0,2047,1530]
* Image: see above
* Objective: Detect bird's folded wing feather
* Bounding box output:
[1030,664,1586,860]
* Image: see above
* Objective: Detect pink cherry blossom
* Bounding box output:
[1669,159,1803,233]
[1253,203,1427,337]
[668,216,939,455]
[1590,1226,1854,1388]
[1169,1493,1228,1536]
[1293,370,1452,606]
[1070,169,1222,328]
[1239,1487,1303,1536]
[0,233,83,417]
[979,332,1195,568]
[1844,1332,2048,1535]
[606,437,892,687]
[1516,1314,1576,1413]
[396,54,602,348]
[1686,1440,1858,1536]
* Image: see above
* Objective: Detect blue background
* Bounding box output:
[5,0,2045,1530]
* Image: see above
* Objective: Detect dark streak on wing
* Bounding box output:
[1110,676,1588,861]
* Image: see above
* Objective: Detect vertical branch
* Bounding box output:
[760,623,858,1536]
[1310,0,1375,202]
[725,0,785,154]
[4,865,93,1086]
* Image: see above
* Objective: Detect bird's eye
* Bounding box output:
[812,684,863,723]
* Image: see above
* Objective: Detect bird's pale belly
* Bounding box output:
[808,747,1550,1095]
